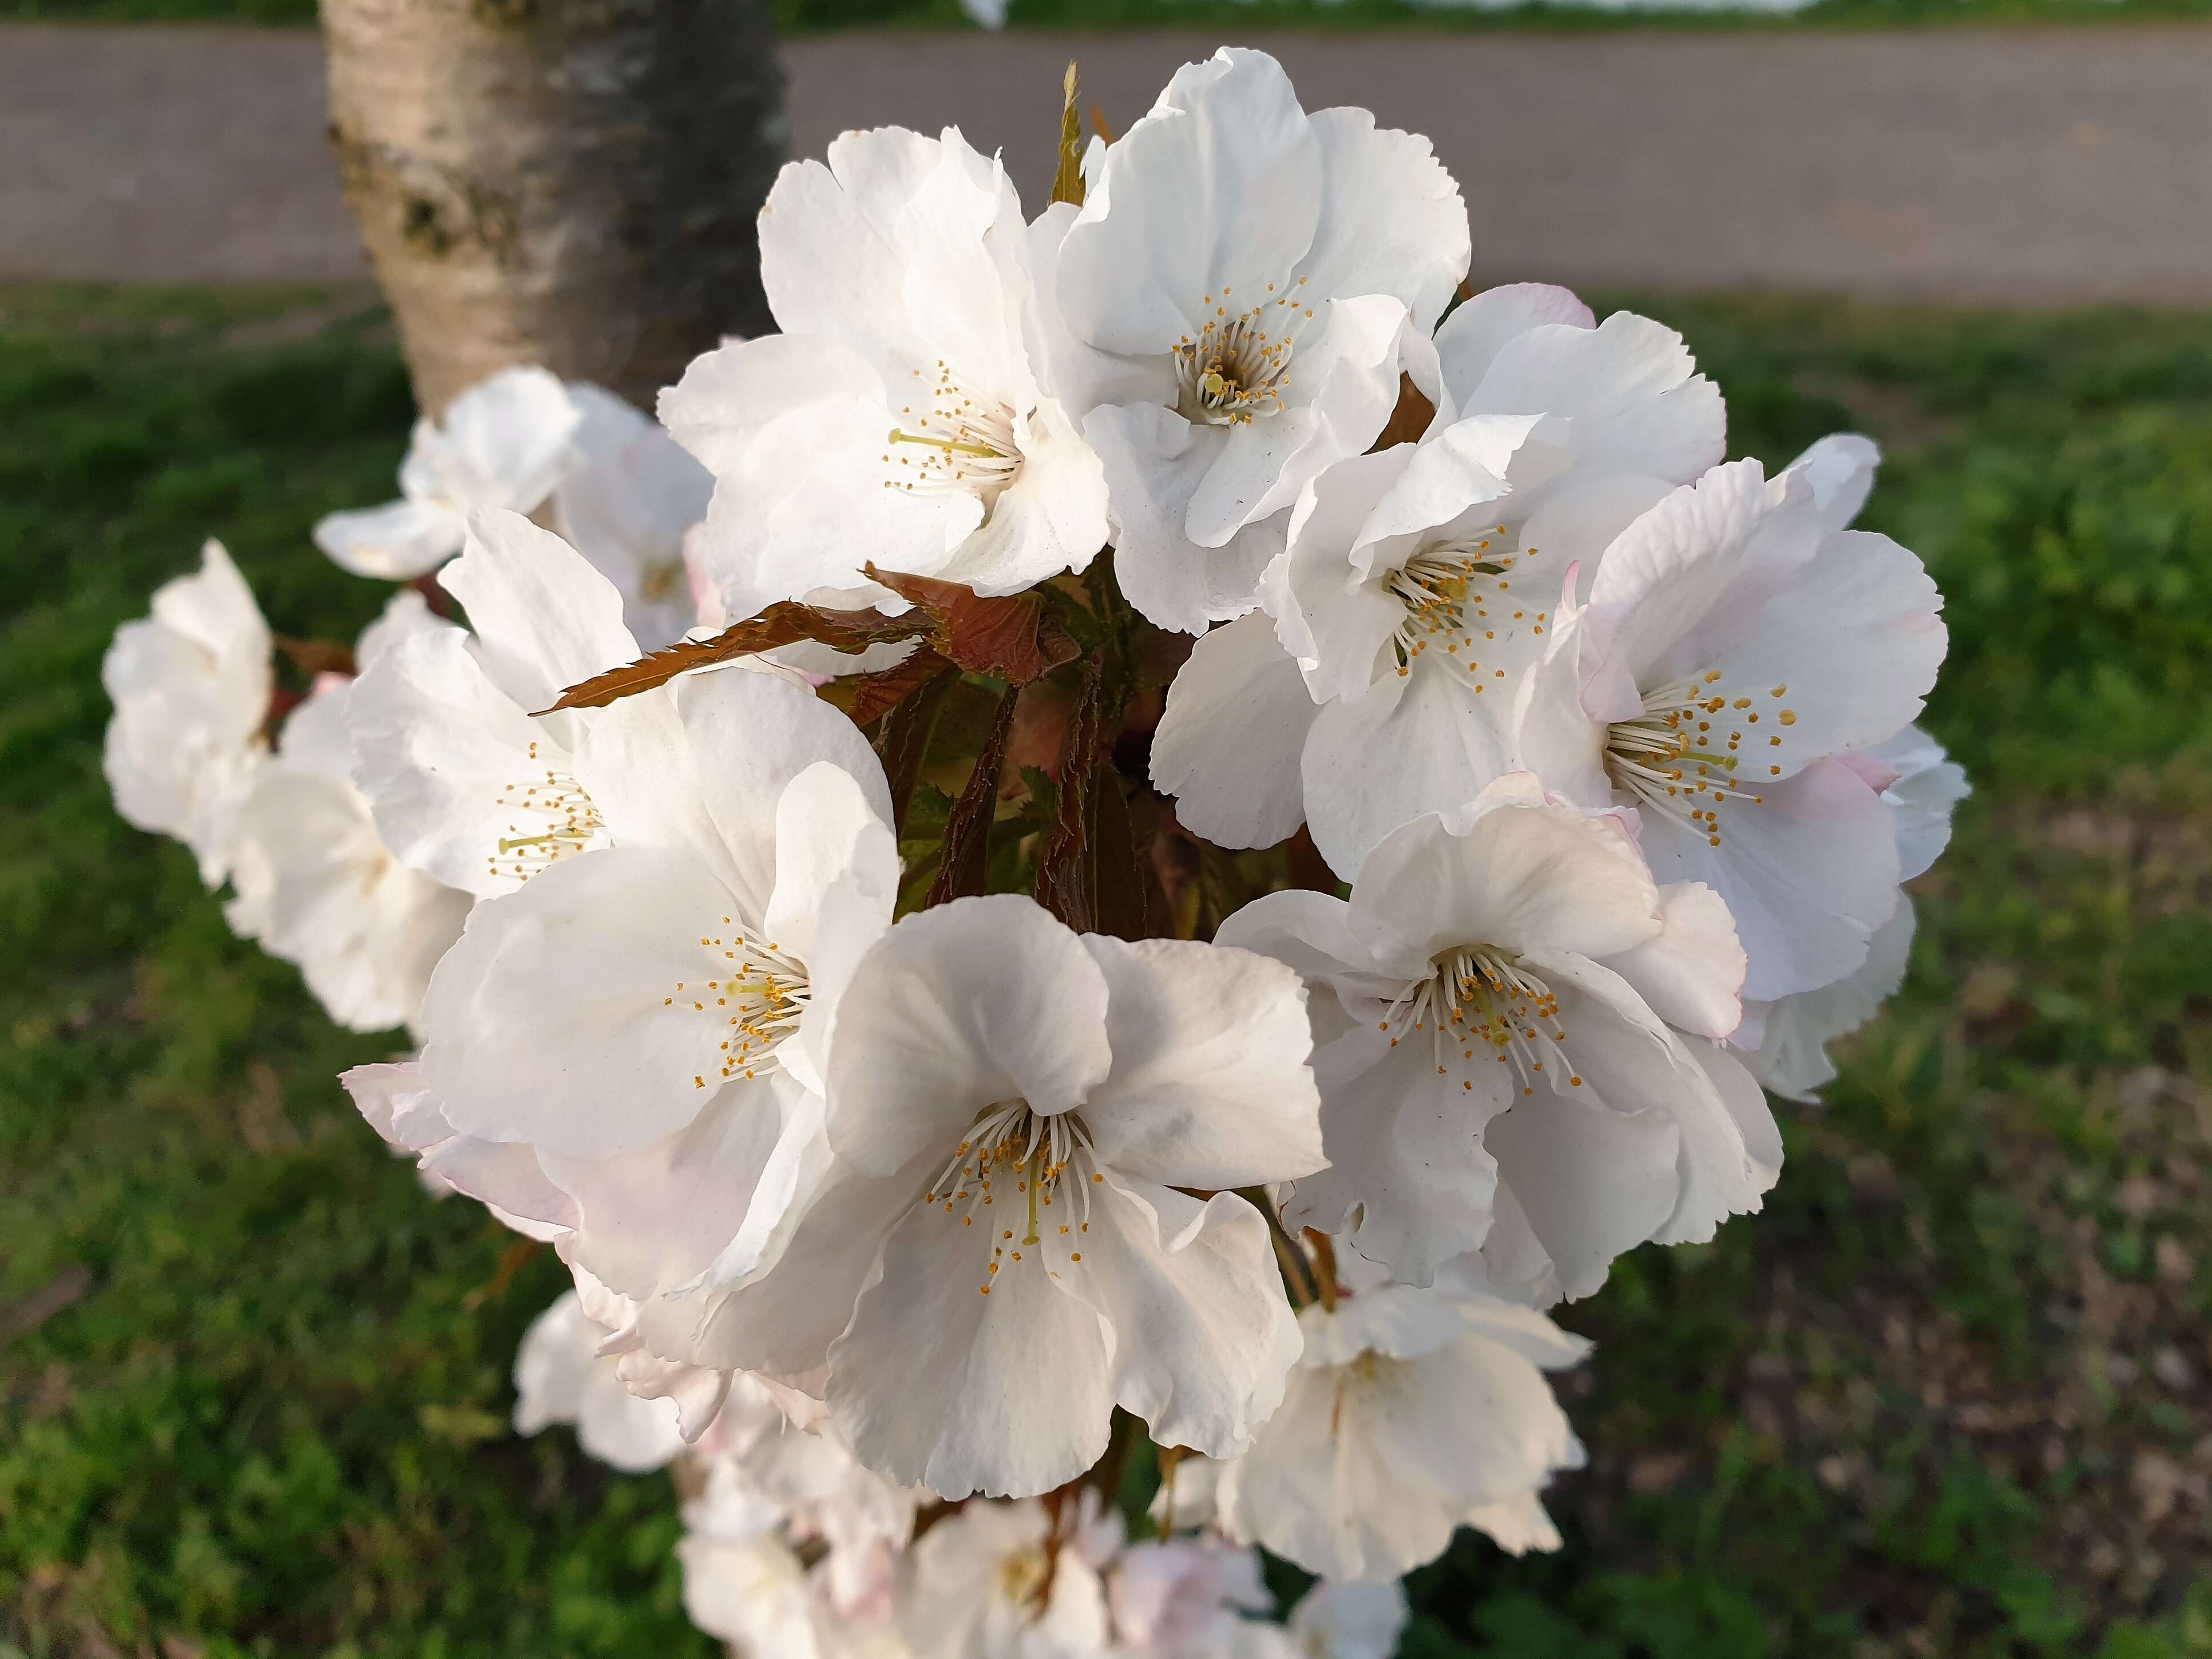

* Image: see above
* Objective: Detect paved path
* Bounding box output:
[6,23,2212,300]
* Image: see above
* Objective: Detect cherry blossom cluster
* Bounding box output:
[102,46,1964,1656]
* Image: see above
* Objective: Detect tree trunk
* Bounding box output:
[320,0,784,415]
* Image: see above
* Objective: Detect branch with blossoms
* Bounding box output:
[101,47,1967,1659]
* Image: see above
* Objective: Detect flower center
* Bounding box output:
[1381,527,1553,678]
[881,360,1023,507]
[926,1100,1101,1295]
[669,922,811,1088]
[1604,671,1797,847]
[1379,945,1580,1098]
[638,556,686,605]
[1171,281,1314,426]
[488,739,606,884]
[996,1545,1052,1613]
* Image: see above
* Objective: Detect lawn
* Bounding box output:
[2,283,2211,1659]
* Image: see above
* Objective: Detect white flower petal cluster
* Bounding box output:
[310,367,726,655]
[1044,47,1469,632]
[105,45,1969,1648]
[1222,775,1773,1292]
[555,384,717,652]
[347,509,643,900]
[224,593,473,1033]
[1153,281,1725,867]
[314,366,581,580]
[664,126,1112,619]
[512,1289,689,1474]
[1204,1247,1586,1582]
[1515,449,1947,1001]
[1740,721,1969,1100]
[102,539,272,887]
[684,895,1325,1499]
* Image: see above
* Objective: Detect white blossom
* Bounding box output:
[1514,455,1948,999]
[901,1493,1120,1659]
[1106,1534,1273,1657]
[1041,47,1470,633]
[1151,283,1724,869]
[344,1055,576,1242]
[512,1289,688,1473]
[554,383,715,652]
[1740,723,1968,1099]
[313,366,580,580]
[1218,774,1773,1290]
[1283,1579,1410,1659]
[1210,1251,1587,1582]
[663,127,1109,622]
[224,593,470,1033]
[680,1526,912,1659]
[402,661,898,1436]
[689,896,1325,1499]
[347,509,643,900]
[102,539,272,887]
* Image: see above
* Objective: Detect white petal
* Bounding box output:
[538,1076,792,1300]
[1351,787,1663,965]
[1656,1037,1784,1247]
[1600,879,1747,1042]
[1366,1333,1579,1515]
[312,498,465,580]
[1876,726,1969,881]
[1079,935,1325,1188]
[1282,1028,1506,1285]
[424,365,581,512]
[1063,1178,1300,1459]
[1274,444,1420,702]
[1222,1366,1454,1581]
[933,394,1111,596]
[1215,888,1429,1026]
[762,761,899,977]
[1485,1088,1679,1304]
[553,385,715,652]
[419,845,751,1156]
[437,510,639,715]
[1708,527,1948,769]
[1085,402,1281,633]
[149,537,270,668]
[576,665,890,922]
[1149,610,1317,850]
[1300,662,1511,880]
[1745,894,1916,1102]
[1580,460,1819,705]
[1455,311,1725,489]
[1432,283,1595,405]
[1637,755,1902,1002]
[829,1200,1112,1499]
[345,625,566,899]
[1287,1577,1410,1659]
[1466,1490,1565,1556]
[513,1292,597,1432]
[1785,431,1881,532]
[659,330,886,478]
[1296,107,1469,333]
[760,126,948,384]
[647,1158,908,1382]
[1057,47,1322,359]
[824,896,1113,1178]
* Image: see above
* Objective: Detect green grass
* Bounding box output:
[4,283,2212,1657]
[7,0,2211,31]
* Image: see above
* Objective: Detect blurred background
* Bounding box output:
[5,1,2212,1656]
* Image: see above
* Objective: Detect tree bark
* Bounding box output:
[321,0,784,415]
